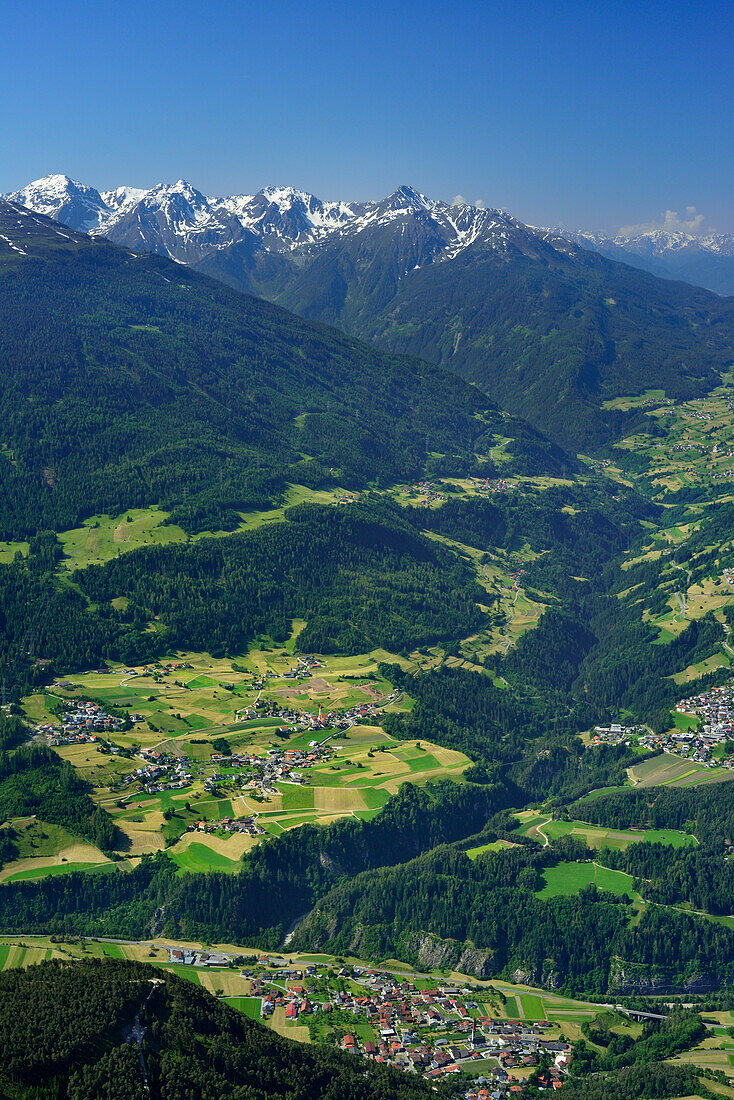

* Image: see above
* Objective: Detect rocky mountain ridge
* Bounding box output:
[6,174,577,268]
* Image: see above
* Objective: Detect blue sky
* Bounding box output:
[2,0,732,233]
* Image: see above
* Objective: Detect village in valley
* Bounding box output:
[590,679,734,774]
[0,932,584,1094]
[6,640,468,880]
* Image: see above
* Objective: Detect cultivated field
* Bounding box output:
[514,810,696,849]
[14,648,468,877]
[629,754,734,788]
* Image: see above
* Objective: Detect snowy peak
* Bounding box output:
[7,174,109,233]
[100,185,149,210]
[379,185,432,214]
[213,186,358,246]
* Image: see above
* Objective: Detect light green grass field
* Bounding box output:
[0,540,29,562]
[54,487,349,572]
[3,861,118,883]
[540,818,696,850]
[169,843,241,874]
[466,839,520,859]
[537,861,641,900]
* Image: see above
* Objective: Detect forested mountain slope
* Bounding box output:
[11,180,734,451]
[0,200,559,540]
[260,232,734,452]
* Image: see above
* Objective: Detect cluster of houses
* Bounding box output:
[592,723,645,745]
[676,683,734,744]
[407,481,446,505]
[46,700,124,745]
[672,441,709,453]
[162,950,574,1090]
[206,743,336,796]
[680,406,715,423]
[187,815,264,837]
[259,963,571,1088]
[135,749,193,793]
[723,569,734,586]
[121,661,193,679]
[237,689,398,736]
[483,478,516,494]
[637,727,728,767]
[167,946,230,966]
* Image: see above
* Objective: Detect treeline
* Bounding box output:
[576,1009,705,1073]
[0,499,484,697]
[556,1062,711,1100]
[0,744,119,852]
[290,841,734,993]
[573,597,721,732]
[574,781,734,847]
[78,500,484,659]
[409,480,654,581]
[576,782,734,913]
[0,958,439,1099]
[0,780,509,944]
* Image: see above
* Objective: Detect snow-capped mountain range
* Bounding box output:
[7,174,734,296]
[5,174,574,265]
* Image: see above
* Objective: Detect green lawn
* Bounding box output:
[0,540,28,563]
[100,943,127,959]
[466,840,517,859]
[537,861,640,900]
[225,996,262,1019]
[541,818,696,850]
[519,994,546,1019]
[169,843,241,874]
[671,711,701,730]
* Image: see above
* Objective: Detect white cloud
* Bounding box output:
[619,206,708,237]
[451,194,486,209]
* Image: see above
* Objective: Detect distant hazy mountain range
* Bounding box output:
[7,176,734,451]
[562,227,734,298]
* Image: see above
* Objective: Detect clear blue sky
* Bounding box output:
[2,0,732,233]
